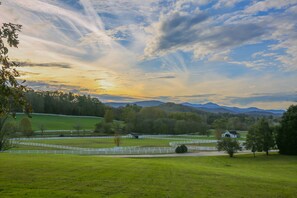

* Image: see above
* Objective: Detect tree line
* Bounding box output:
[23,90,105,117]
[98,104,272,136]
[218,105,297,157]
[20,91,272,135]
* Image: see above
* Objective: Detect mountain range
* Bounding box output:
[105,100,285,116]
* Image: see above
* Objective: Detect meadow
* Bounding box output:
[14,138,172,149]
[13,113,103,131]
[0,153,296,198]
[12,137,218,150]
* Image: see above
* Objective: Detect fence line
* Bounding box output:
[5,147,176,155]
[5,146,219,155]
[11,134,211,141]
[8,135,246,155]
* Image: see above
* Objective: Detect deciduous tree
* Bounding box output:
[217,138,241,157]
[1,4,30,150]
[276,105,297,155]
[246,119,274,156]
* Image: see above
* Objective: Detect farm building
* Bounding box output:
[221,130,239,138]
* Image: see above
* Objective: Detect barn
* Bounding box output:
[221,130,239,138]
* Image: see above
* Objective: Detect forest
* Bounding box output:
[22,90,279,135]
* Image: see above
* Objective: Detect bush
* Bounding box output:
[19,117,34,137]
[2,122,17,137]
[175,144,188,153]
[94,122,113,134]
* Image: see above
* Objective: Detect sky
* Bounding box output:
[1,0,297,110]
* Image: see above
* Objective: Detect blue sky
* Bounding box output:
[1,0,297,109]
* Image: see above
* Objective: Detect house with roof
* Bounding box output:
[221,130,239,138]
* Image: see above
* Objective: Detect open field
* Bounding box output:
[14,138,172,149]
[12,113,103,131]
[11,144,66,150]
[14,137,218,149]
[0,153,296,197]
[13,138,216,150]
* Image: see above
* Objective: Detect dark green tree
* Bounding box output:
[217,138,241,157]
[261,119,274,155]
[213,118,227,139]
[245,125,262,157]
[246,119,274,156]
[276,105,297,155]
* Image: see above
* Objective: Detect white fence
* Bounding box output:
[5,148,176,155]
[7,135,246,155]
[5,147,218,155]
[11,134,210,141]
[169,139,218,147]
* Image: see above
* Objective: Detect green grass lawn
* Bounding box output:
[19,138,176,148]
[12,113,103,131]
[19,137,217,149]
[11,144,65,150]
[0,153,296,197]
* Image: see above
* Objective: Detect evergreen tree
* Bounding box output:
[276,105,297,155]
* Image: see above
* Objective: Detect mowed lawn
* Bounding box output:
[17,138,172,148]
[13,114,103,131]
[0,153,296,198]
[17,138,217,149]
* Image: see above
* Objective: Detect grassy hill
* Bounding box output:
[0,153,296,197]
[12,113,103,131]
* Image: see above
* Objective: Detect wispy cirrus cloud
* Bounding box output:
[1,0,297,109]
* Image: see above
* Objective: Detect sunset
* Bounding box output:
[1,0,296,109]
[1,1,297,197]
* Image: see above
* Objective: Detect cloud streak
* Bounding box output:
[19,62,72,69]
[227,92,297,105]
[1,0,297,109]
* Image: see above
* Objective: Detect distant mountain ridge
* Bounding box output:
[182,102,285,116]
[105,100,164,108]
[105,100,285,116]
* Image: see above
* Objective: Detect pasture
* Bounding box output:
[14,138,172,149]
[0,153,296,197]
[12,113,103,131]
[11,137,218,152]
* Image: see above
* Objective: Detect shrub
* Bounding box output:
[19,118,34,137]
[175,144,188,153]
[94,122,113,134]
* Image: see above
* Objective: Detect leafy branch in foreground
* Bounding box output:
[0,10,31,150]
